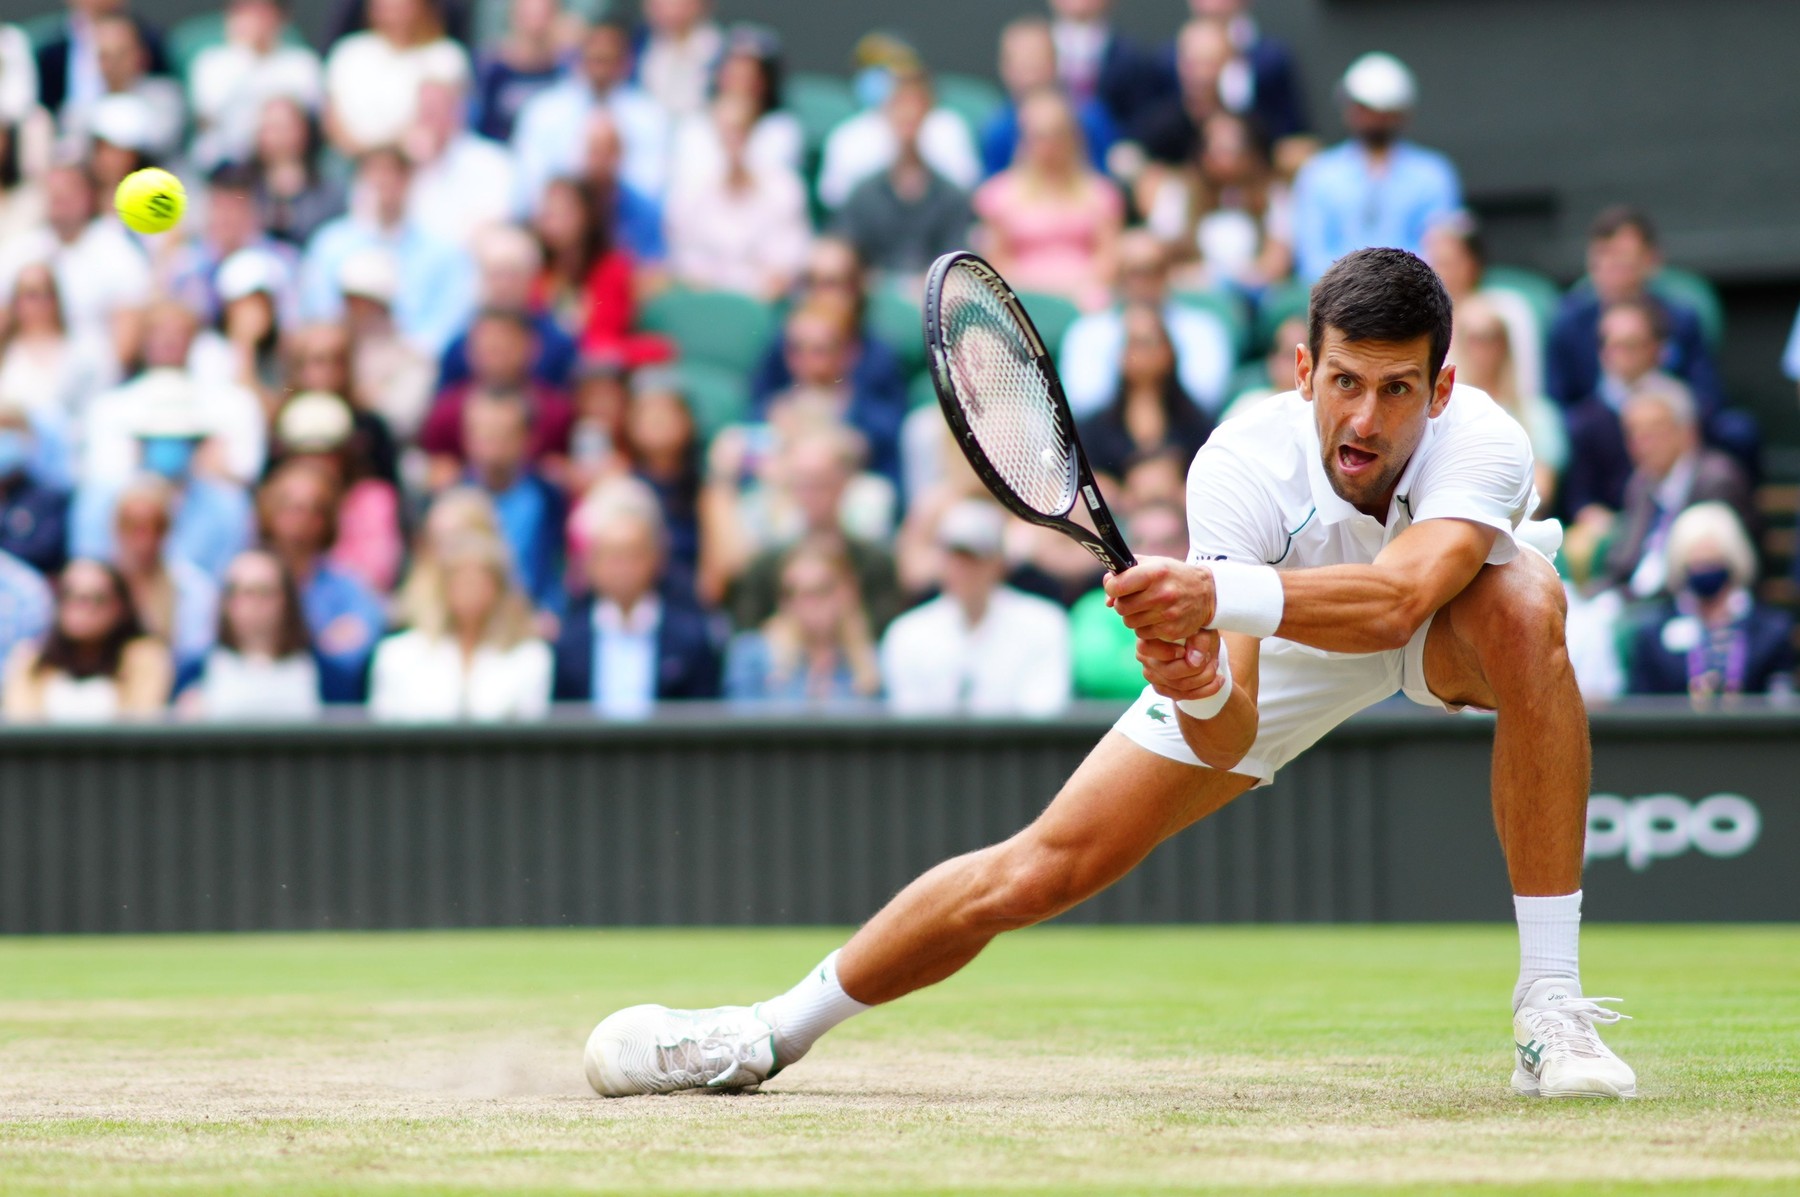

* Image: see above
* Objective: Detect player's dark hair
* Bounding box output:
[1308,247,1454,383]
[1589,204,1658,247]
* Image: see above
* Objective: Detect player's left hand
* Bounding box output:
[1137,631,1224,702]
[1104,558,1216,642]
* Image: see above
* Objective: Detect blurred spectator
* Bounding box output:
[161,164,299,330]
[1076,302,1214,483]
[622,369,702,573]
[109,475,218,669]
[1119,444,1189,512]
[215,247,294,410]
[571,109,669,265]
[284,319,405,486]
[512,20,669,210]
[666,95,811,301]
[1561,299,1675,519]
[1424,211,1543,401]
[667,23,802,193]
[272,390,403,596]
[393,483,498,628]
[530,177,667,364]
[258,458,387,702]
[1221,312,1303,416]
[834,70,973,280]
[1599,379,1756,599]
[80,299,267,486]
[322,257,433,444]
[1046,0,1170,132]
[323,0,469,156]
[1,26,38,130]
[1070,499,1186,699]
[2,558,171,721]
[1129,18,1236,167]
[69,19,182,159]
[249,96,348,247]
[635,0,723,121]
[470,0,566,143]
[188,0,323,169]
[566,354,632,494]
[0,94,49,249]
[724,538,882,705]
[1291,53,1460,281]
[1627,502,1794,701]
[721,422,905,633]
[83,93,157,199]
[441,225,578,390]
[1059,230,1234,418]
[553,484,722,714]
[180,548,321,719]
[299,146,478,356]
[0,161,151,368]
[71,369,254,579]
[403,76,518,250]
[1183,0,1305,142]
[457,388,566,611]
[1141,110,1292,292]
[761,296,903,489]
[1545,206,1720,414]
[981,17,1115,176]
[973,88,1123,311]
[370,531,552,720]
[818,61,980,210]
[0,401,68,574]
[0,546,52,670]
[878,499,1072,716]
[1452,296,1564,513]
[0,261,117,432]
[749,239,907,420]
[420,307,574,486]
[33,0,168,120]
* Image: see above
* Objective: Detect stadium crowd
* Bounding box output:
[0,0,1791,724]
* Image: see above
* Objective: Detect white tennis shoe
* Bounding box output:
[584,1003,780,1097]
[1511,977,1637,1099]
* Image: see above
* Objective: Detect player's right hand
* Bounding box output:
[1136,631,1224,702]
[1105,558,1217,642]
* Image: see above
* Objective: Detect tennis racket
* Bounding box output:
[923,251,1136,574]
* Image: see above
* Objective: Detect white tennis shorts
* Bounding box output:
[1115,613,1461,786]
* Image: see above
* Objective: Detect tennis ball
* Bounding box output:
[114,167,186,235]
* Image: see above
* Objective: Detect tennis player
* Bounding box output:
[586,248,1636,1101]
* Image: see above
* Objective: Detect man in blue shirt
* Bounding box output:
[460,389,566,614]
[1291,52,1460,282]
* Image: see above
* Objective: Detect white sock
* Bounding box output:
[760,949,871,1065]
[1514,890,1582,1010]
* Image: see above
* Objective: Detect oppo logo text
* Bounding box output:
[1584,793,1761,872]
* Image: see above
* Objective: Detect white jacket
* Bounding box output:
[368,629,552,723]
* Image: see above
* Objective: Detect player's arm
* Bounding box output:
[1134,630,1261,771]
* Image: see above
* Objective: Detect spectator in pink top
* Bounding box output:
[973,88,1124,311]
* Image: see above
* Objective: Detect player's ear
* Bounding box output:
[1428,362,1455,417]
[1294,343,1314,401]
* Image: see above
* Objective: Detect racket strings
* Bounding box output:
[938,269,1078,518]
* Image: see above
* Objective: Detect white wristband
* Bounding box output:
[1175,635,1233,721]
[1204,561,1284,638]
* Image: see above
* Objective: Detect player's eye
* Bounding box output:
[1334,374,1356,390]
[1386,382,1411,396]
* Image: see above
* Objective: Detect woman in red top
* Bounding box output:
[531,176,671,367]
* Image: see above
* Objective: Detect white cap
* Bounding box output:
[337,248,399,304]
[129,370,213,439]
[1341,52,1416,113]
[937,499,1006,558]
[90,94,156,151]
[216,248,288,304]
[277,391,355,451]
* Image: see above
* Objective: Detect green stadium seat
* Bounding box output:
[867,285,926,378]
[935,73,1006,141]
[1171,288,1252,362]
[18,13,64,51]
[1651,266,1725,352]
[1253,278,1310,355]
[908,370,941,411]
[1482,264,1562,336]
[675,360,752,439]
[1016,290,1080,358]
[784,73,858,152]
[638,288,777,377]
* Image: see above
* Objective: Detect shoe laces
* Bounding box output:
[654,1011,764,1088]
[1526,997,1631,1059]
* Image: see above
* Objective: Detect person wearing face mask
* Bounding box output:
[0,401,69,575]
[67,373,254,580]
[1626,502,1794,702]
[1290,53,1460,282]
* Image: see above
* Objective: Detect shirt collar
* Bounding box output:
[594,595,661,637]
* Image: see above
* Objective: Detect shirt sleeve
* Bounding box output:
[1185,442,1287,566]
[1406,410,1535,565]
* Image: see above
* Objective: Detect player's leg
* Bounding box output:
[1417,549,1634,1098]
[584,733,1254,1096]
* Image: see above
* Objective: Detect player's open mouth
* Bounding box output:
[1337,444,1379,474]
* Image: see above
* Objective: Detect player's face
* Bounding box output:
[1297,329,1452,518]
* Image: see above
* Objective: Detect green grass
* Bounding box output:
[0,926,1797,1195]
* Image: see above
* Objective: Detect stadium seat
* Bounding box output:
[1016,290,1080,358]
[638,288,778,377]
[935,73,1006,142]
[908,370,940,411]
[1171,288,1253,361]
[1651,266,1725,352]
[18,12,63,50]
[868,285,927,378]
[1253,278,1310,355]
[784,72,859,153]
[1482,264,1563,336]
[676,360,752,439]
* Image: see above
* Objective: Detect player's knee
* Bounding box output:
[1472,558,1568,673]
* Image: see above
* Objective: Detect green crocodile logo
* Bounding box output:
[1147,704,1169,723]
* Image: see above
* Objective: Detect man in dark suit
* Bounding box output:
[1601,377,1756,598]
[35,0,168,118]
[1560,299,1671,519]
[552,492,721,715]
[1185,0,1306,141]
[0,404,68,577]
[1048,0,1173,133]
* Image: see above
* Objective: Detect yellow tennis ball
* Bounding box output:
[114,167,187,235]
